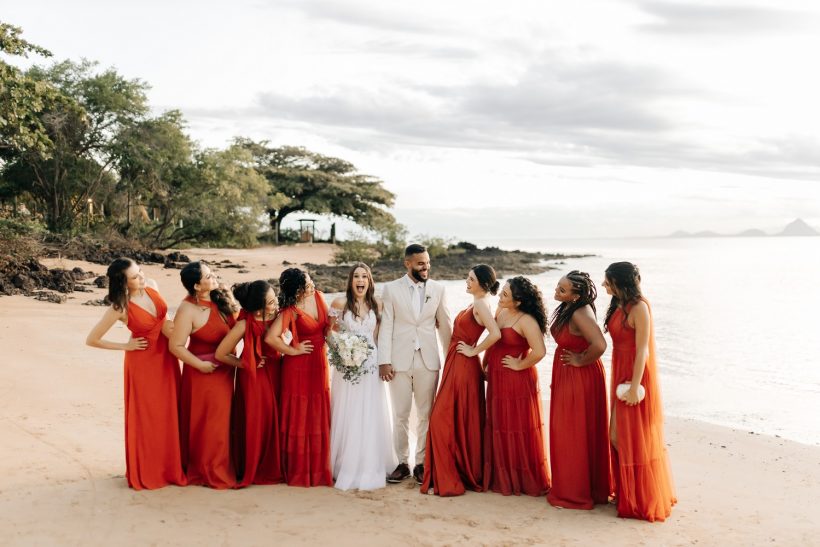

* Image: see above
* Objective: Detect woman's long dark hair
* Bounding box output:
[232,280,274,318]
[106,257,134,312]
[508,276,548,334]
[603,261,643,332]
[278,267,308,309]
[180,261,237,318]
[344,262,380,322]
[472,264,500,295]
[550,270,597,333]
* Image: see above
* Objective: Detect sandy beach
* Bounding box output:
[0,245,817,546]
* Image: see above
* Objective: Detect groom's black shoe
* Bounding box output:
[413,464,424,485]
[387,463,410,483]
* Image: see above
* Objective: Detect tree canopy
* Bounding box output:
[1,22,399,249]
[236,139,397,243]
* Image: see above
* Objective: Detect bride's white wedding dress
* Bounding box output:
[330,309,396,490]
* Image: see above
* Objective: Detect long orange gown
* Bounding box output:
[123,287,186,490]
[233,311,283,486]
[482,327,551,496]
[421,306,486,496]
[547,323,611,509]
[608,300,676,521]
[279,292,333,487]
[179,298,236,489]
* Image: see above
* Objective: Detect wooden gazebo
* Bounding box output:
[298,218,317,243]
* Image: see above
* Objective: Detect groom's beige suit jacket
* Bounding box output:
[377,276,452,371]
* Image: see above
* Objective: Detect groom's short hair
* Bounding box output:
[404,243,427,257]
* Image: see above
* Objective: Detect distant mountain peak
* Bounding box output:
[778,218,819,237]
[666,218,818,238]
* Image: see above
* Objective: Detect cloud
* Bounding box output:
[268,0,451,35]
[636,2,818,34]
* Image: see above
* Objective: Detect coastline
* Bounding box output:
[0,249,817,545]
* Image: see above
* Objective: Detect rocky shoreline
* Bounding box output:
[304,248,593,293]
[0,240,593,302]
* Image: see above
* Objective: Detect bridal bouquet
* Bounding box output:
[327,330,374,384]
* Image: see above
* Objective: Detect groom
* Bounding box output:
[378,243,452,484]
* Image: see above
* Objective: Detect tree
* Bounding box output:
[2,59,149,231]
[0,21,57,158]
[236,140,396,244]
[134,143,269,249]
[113,109,193,228]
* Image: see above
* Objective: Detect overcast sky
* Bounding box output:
[5,0,820,239]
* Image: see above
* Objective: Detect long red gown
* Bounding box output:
[547,323,611,509]
[278,292,333,487]
[233,311,283,486]
[482,327,551,496]
[421,306,486,496]
[179,298,236,489]
[608,300,676,521]
[123,287,186,490]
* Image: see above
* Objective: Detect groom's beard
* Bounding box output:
[410,269,428,283]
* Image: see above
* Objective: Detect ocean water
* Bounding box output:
[423,236,820,446]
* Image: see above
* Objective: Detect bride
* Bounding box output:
[329,263,396,490]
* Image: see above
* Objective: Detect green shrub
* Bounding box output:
[333,239,379,265]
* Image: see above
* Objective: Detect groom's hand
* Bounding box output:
[379,364,394,382]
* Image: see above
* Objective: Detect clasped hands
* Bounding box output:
[379,364,395,382]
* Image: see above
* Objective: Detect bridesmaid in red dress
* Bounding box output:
[603,262,676,522]
[169,262,238,489]
[548,271,611,509]
[86,258,186,490]
[216,280,283,487]
[483,276,551,497]
[266,268,333,487]
[421,264,501,496]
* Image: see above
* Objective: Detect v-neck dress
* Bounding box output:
[123,287,186,490]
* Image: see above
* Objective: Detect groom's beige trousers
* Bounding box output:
[389,349,439,466]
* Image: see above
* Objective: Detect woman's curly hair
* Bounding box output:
[278,267,308,309]
[508,276,548,334]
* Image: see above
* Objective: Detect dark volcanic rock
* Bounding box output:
[33,290,67,304]
[94,276,108,288]
[83,298,109,306]
[71,267,97,281]
[166,252,191,263]
[305,248,593,294]
[49,269,76,293]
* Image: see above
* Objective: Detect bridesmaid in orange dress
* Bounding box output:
[483,276,551,497]
[421,264,501,496]
[547,271,611,509]
[216,280,283,486]
[86,258,186,490]
[266,268,333,487]
[603,262,676,522]
[169,262,238,489]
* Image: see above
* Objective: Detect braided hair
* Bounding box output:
[278,267,308,309]
[550,270,597,333]
[603,261,643,332]
[180,261,237,318]
[508,276,548,334]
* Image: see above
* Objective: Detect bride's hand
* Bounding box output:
[456,341,477,357]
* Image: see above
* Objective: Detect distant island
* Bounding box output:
[667,218,819,238]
